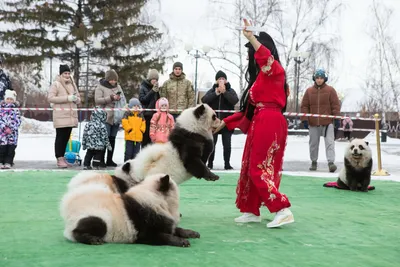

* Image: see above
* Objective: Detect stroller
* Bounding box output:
[64,122,82,166]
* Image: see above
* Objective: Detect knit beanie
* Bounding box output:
[158,97,169,107]
[4,89,16,101]
[128,98,141,108]
[147,69,159,81]
[59,64,71,75]
[105,69,119,81]
[215,70,227,81]
[173,62,183,70]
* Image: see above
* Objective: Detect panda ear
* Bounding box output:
[121,161,131,174]
[159,174,170,192]
[365,141,369,146]
[193,104,206,119]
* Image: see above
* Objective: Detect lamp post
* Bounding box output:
[290,43,310,127]
[75,39,102,120]
[184,44,211,105]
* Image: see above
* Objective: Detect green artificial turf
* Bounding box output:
[0,171,399,267]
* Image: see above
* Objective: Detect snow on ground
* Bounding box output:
[7,119,400,182]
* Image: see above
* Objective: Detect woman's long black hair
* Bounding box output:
[239,32,288,117]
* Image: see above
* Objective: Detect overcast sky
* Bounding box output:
[156,0,400,111]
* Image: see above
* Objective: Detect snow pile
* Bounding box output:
[19,117,55,135]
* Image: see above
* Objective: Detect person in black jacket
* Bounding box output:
[139,69,160,148]
[201,70,239,170]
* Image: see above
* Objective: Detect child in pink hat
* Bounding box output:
[149,97,175,143]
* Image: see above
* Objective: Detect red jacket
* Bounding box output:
[223,45,286,130]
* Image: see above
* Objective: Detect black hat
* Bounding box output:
[173,62,183,70]
[215,70,227,81]
[59,64,71,74]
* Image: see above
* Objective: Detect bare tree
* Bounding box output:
[360,0,400,115]
[208,0,342,106]
[6,62,45,115]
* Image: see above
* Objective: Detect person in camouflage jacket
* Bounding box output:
[160,62,195,118]
[82,108,112,170]
[0,90,21,169]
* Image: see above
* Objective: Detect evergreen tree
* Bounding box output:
[0,0,167,100]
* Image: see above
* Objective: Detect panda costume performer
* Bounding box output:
[60,173,200,246]
[119,103,222,185]
[337,138,373,192]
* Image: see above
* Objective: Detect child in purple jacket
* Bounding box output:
[0,90,21,169]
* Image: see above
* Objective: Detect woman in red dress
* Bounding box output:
[215,20,294,228]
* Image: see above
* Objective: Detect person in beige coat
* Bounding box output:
[47,64,81,168]
[94,69,126,167]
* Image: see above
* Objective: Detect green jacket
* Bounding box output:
[160,73,195,114]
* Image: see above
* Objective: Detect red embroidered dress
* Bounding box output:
[224,45,291,215]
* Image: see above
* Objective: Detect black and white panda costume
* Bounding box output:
[120,104,222,185]
[337,138,373,192]
[60,173,200,246]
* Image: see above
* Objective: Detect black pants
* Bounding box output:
[125,141,141,162]
[208,129,233,166]
[344,131,351,140]
[142,115,152,148]
[84,149,104,167]
[55,127,72,158]
[0,144,17,165]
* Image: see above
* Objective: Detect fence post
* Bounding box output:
[372,113,390,176]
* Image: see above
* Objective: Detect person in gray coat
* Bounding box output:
[94,69,126,167]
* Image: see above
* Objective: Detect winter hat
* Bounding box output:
[158,97,169,107]
[105,69,119,81]
[147,69,159,81]
[4,89,16,101]
[313,69,328,81]
[128,98,141,108]
[173,62,183,70]
[215,70,227,81]
[59,64,71,75]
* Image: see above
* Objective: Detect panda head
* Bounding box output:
[176,104,221,135]
[130,173,180,219]
[114,160,141,185]
[346,139,372,160]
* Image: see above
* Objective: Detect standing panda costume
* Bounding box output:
[119,103,222,185]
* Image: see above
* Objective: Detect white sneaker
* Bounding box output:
[234,213,261,223]
[267,208,294,228]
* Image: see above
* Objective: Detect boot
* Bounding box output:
[224,163,233,170]
[309,161,317,171]
[328,162,337,173]
[106,136,117,167]
[57,157,68,168]
[99,150,107,168]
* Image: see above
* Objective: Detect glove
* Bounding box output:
[302,120,309,129]
[4,127,12,134]
[152,84,160,93]
[107,145,112,151]
[67,95,77,102]
[334,119,340,129]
